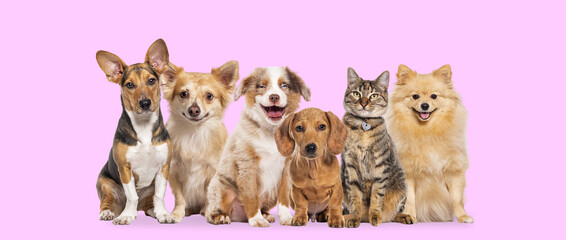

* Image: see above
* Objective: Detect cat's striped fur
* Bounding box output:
[340,67,415,227]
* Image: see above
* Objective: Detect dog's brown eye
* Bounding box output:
[180,91,188,98]
[295,126,304,132]
[206,93,214,100]
[412,94,419,100]
[147,78,156,85]
[125,82,135,89]
[431,94,437,99]
[318,124,326,130]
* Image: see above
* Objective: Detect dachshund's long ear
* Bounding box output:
[326,111,347,155]
[275,113,296,157]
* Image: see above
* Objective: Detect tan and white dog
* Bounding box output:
[205,67,311,227]
[160,61,239,223]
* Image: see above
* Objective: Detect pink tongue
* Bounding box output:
[420,112,430,119]
[268,110,283,118]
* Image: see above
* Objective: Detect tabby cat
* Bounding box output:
[340,67,415,227]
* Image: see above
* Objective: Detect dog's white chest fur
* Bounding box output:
[126,111,168,189]
[254,135,286,201]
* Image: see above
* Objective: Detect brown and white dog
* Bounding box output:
[95,39,174,225]
[160,61,239,223]
[275,108,347,228]
[205,67,311,227]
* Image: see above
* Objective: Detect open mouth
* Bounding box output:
[262,105,286,121]
[182,112,210,122]
[413,108,436,121]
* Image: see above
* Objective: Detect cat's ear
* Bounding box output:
[375,70,390,89]
[275,113,296,157]
[347,67,360,85]
[396,64,416,85]
[326,111,347,155]
[432,64,452,84]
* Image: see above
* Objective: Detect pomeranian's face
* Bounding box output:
[391,65,459,123]
[161,61,239,124]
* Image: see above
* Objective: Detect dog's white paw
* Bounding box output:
[157,213,175,224]
[279,212,292,226]
[458,215,474,223]
[263,213,276,223]
[113,213,137,225]
[99,210,115,221]
[249,214,270,227]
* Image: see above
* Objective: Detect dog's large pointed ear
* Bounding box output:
[347,67,360,85]
[96,51,126,84]
[326,111,347,155]
[375,70,390,90]
[145,38,169,74]
[275,113,296,157]
[285,67,311,101]
[396,64,416,85]
[433,64,452,84]
[212,60,239,90]
[161,67,179,100]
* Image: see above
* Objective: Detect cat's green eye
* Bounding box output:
[352,92,360,98]
[370,94,379,99]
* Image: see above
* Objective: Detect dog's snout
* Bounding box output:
[269,94,280,103]
[305,143,317,155]
[421,103,430,111]
[188,104,201,117]
[139,99,151,110]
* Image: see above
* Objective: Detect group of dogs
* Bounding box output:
[95,39,473,227]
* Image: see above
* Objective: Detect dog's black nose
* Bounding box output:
[269,94,280,103]
[139,99,151,110]
[188,104,200,117]
[305,144,317,155]
[421,103,429,111]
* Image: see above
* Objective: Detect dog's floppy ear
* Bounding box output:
[212,60,239,89]
[347,67,360,85]
[375,70,390,90]
[96,51,126,84]
[325,111,347,155]
[145,38,169,74]
[433,64,452,84]
[396,64,416,85]
[275,113,296,157]
[285,67,311,101]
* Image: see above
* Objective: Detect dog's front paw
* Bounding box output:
[369,212,382,226]
[291,215,308,226]
[99,210,115,221]
[327,214,344,228]
[208,213,231,225]
[344,214,360,228]
[249,215,270,227]
[156,213,174,224]
[262,213,276,223]
[394,213,415,224]
[458,215,474,223]
[171,212,184,223]
[113,213,137,225]
[279,212,292,226]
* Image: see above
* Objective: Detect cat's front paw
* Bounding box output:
[327,214,344,228]
[458,215,474,223]
[394,213,415,224]
[291,215,308,226]
[344,214,360,228]
[369,212,382,226]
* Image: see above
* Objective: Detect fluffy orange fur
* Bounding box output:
[386,64,474,223]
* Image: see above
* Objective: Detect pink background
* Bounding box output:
[2,0,564,239]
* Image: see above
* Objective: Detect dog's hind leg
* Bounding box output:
[97,177,123,221]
